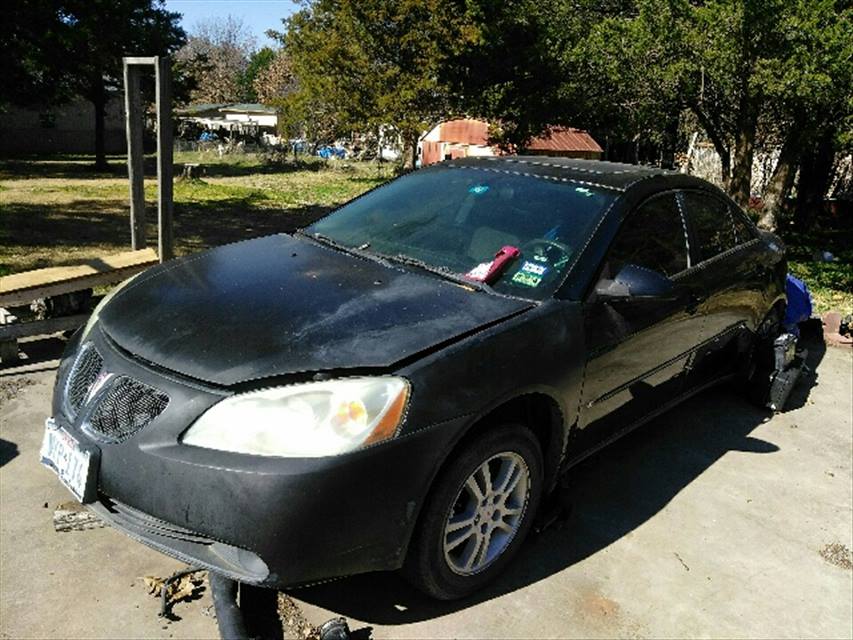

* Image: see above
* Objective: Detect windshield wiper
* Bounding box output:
[377,252,496,294]
[297,231,494,293]
[296,231,389,265]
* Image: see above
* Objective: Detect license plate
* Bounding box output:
[40,418,94,502]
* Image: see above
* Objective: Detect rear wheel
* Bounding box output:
[403,424,543,600]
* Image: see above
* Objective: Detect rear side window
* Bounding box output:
[680,191,737,262]
[731,209,756,244]
[606,193,688,277]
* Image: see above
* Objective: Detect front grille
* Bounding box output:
[65,344,104,418]
[85,376,169,443]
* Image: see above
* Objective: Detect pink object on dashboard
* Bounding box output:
[466,245,520,284]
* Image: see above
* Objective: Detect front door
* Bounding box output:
[576,191,700,452]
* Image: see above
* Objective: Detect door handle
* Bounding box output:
[686,294,706,314]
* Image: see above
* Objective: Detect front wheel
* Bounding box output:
[403,424,543,600]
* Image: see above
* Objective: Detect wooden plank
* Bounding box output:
[124,62,146,250]
[123,56,159,65]
[155,56,174,262]
[53,502,106,532]
[1,248,157,293]
[0,248,157,307]
[0,313,89,341]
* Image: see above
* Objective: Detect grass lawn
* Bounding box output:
[784,228,853,316]
[1,152,850,315]
[0,152,392,276]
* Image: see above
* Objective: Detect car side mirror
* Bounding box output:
[595,263,674,298]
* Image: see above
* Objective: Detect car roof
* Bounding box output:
[443,156,677,192]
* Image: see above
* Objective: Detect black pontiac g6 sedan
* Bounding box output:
[42,157,786,600]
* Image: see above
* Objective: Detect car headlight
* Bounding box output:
[181,377,410,457]
[80,272,143,341]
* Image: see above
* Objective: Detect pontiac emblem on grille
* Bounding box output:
[86,371,113,404]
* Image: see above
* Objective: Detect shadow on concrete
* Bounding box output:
[784,328,826,412]
[240,584,285,640]
[287,337,827,625]
[0,438,19,467]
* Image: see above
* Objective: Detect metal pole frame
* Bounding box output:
[122,56,174,262]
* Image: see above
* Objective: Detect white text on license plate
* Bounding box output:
[40,419,91,502]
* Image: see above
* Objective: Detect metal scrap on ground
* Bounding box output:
[142,569,207,620]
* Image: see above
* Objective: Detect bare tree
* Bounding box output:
[254,51,295,105]
[176,16,256,103]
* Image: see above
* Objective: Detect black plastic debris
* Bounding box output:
[318,617,352,640]
[766,333,807,412]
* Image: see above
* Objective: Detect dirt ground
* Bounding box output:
[1,335,851,639]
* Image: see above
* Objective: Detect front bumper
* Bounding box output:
[51,328,466,587]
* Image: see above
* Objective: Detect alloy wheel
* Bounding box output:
[442,452,530,576]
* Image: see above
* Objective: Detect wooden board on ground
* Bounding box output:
[52,501,106,533]
[0,313,90,341]
[0,248,158,307]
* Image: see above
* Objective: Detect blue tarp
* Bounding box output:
[784,273,813,335]
[317,146,346,159]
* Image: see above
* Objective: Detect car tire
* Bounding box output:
[402,424,543,600]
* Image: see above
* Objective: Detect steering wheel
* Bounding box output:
[520,239,572,267]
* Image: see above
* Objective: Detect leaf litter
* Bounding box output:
[142,569,207,620]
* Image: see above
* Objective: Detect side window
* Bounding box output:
[730,208,757,244]
[680,191,737,262]
[606,193,688,278]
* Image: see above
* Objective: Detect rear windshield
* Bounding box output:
[306,164,617,300]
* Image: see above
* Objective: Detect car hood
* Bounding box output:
[99,234,533,386]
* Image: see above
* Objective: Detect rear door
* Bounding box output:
[577,191,701,451]
[677,189,764,388]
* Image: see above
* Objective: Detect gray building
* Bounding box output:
[0,98,125,155]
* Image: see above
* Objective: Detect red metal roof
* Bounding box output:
[525,126,602,153]
[427,120,601,155]
[436,119,490,145]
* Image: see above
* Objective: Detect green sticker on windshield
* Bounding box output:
[511,271,542,288]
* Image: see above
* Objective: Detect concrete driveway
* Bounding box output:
[1,335,851,639]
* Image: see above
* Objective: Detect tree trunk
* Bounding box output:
[690,104,731,189]
[92,79,108,170]
[375,126,382,176]
[659,111,679,169]
[402,131,418,170]
[717,152,731,192]
[758,135,799,231]
[729,107,757,209]
[795,127,835,232]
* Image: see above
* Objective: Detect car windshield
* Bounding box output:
[305,164,617,300]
